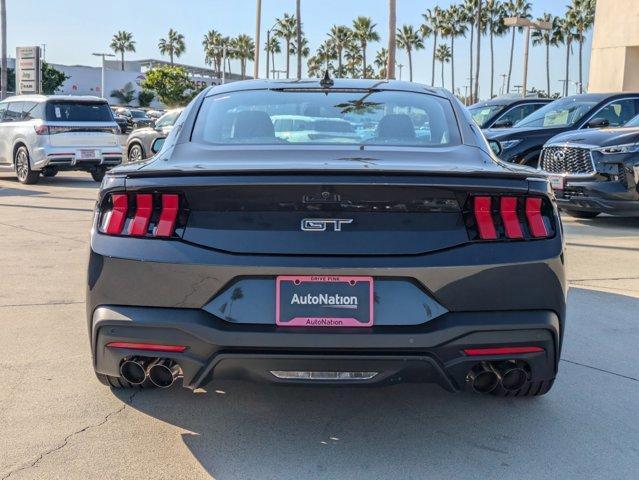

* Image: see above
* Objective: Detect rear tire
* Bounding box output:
[15,146,40,184]
[491,379,555,397]
[91,167,107,182]
[128,143,145,162]
[95,372,153,389]
[563,209,600,219]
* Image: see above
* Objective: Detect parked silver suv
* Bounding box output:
[0,95,124,184]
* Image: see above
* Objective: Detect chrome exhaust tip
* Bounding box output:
[148,359,180,388]
[467,362,501,394]
[497,361,529,391]
[120,357,151,385]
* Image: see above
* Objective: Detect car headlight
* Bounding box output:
[597,143,639,154]
[500,139,522,150]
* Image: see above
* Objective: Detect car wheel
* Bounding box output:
[95,372,154,389]
[15,146,40,184]
[41,168,58,177]
[128,143,145,162]
[563,209,600,219]
[91,167,107,182]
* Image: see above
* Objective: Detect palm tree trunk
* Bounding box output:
[362,41,367,78]
[469,23,474,101]
[578,38,583,94]
[546,42,550,97]
[338,47,343,77]
[451,38,455,95]
[565,39,571,96]
[490,28,495,99]
[170,51,174,65]
[506,27,515,93]
[121,52,125,71]
[271,50,275,77]
[408,49,413,82]
[285,41,290,78]
[296,0,302,79]
[0,0,6,100]
[387,0,396,79]
[431,33,437,86]
[474,0,482,101]
[441,61,444,88]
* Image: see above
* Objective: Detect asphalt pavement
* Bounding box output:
[0,172,637,480]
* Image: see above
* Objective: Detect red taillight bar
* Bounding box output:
[106,342,187,353]
[473,196,497,240]
[500,196,523,239]
[104,194,128,235]
[155,194,179,237]
[129,194,153,236]
[525,197,548,238]
[463,346,544,356]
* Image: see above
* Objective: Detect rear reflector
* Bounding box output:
[104,194,128,235]
[129,194,153,236]
[500,197,524,239]
[525,197,548,238]
[473,196,497,240]
[155,194,179,237]
[106,342,187,353]
[463,346,544,356]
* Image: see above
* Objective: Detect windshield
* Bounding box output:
[514,97,598,128]
[155,110,181,128]
[45,101,113,122]
[130,110,148,118]
[192,89,461,147]
[469,104,506,128]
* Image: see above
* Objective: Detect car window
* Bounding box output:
[130,110,147,118]
[21,102,42,121]
[0,102,7,122]
[495,103,543,127]
[468,104,505,128]
[154,110,181,128]
[5,102,24,122]
[515,97,598,128]
[45,101,113,122]
[590,99,639,127]
[192,89,461,147]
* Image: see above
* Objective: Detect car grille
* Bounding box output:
[540,146,595,175]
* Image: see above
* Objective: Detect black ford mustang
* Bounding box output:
[87,79,566,397]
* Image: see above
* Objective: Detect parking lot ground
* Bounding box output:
[1,172,638,480]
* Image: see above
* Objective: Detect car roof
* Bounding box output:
[2,94,106,103]
[469,97,552,108]
[207,78,450,98]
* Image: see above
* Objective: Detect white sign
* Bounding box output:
[16,46,41,94]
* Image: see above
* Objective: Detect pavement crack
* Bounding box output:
[561,359,639,383]
[0,221,85,244]
[1,392,138,479]
[0,300,84,309]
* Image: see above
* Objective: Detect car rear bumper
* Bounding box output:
[91,305,559,390]
[32,145,124,170]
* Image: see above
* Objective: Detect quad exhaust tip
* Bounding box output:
[467,362,501,393]
[496,361,528,391]
[466,361,530,394]
[148,359,180,388]
[120,357,151,385]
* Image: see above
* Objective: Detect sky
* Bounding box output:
[6,0,593,98]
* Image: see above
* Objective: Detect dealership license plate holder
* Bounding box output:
[78,149,100,160]
[549,175,565,190]
[276,275,374,328]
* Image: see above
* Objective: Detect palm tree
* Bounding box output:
[504,0,532,93]
[0,0,6,100]
[435,44,452,88]
[344,43,363,78]
[375,48,389,79]
[387,0,397,79]
[296,0,302,79]
[474,0,483,101]
[441,5,467,96]
[352,16,380,78]
[396,25,424,82]
[329,25,352,78]
[315,40,337,73]
[559,14,579,97]
[274,13,297,78]
[486,0,507,99]
[568,0,596,93]
[463,0,478,98]
[290,36,310,72]
[203,29,223,76]
[234,34,255,79]
[532,13,561,97]
[110,31,136,71]
[421,6,444,86]
[265,36,281,79]
[158,28,186,65]
[307,56,323,77]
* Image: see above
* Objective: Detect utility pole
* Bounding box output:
[499,74,507,95]
[253,0,261,79]
[265,24,277,80]
[387,0,396,79]
[1,0,6,100]
[92,52,115,100]
[473,0,482,102]
[397,63,404,81]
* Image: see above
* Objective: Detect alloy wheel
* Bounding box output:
[16,149,29,181]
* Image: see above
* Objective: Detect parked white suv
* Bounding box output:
[0,95,124,184]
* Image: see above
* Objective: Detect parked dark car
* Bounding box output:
[469,96,552,129]
[485,93,639,167]
[87,79,566,398]
[113,113,129,134]
[539,113,639,218]
[116,108,153,131]
[125,108,183,162]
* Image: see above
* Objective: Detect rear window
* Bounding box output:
[130,110,147,118]
[45,101,113,122]
[192,89,461,147]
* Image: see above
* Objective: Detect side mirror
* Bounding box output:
[151,137,165,154]
[586,117,610,128]
[492,119,513,128]
[488,139,502,156]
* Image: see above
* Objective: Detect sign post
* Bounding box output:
[16,46,42,95]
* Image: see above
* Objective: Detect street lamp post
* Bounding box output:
[92,52,115,100]
[253,0,261,79]
[504,17,552,97]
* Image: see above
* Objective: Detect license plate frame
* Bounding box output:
[276,275,374,328]
[78,149,100,160]
[549,175,565,190]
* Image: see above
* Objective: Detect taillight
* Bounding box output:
[100,192,186,238]
[466,195,554,241]
[34,125,49,135]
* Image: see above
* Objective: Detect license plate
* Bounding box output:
[549,175,564,190]
[276,275,374,328]
[78,149,99,160]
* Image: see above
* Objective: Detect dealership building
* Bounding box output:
[589,0,639,92]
